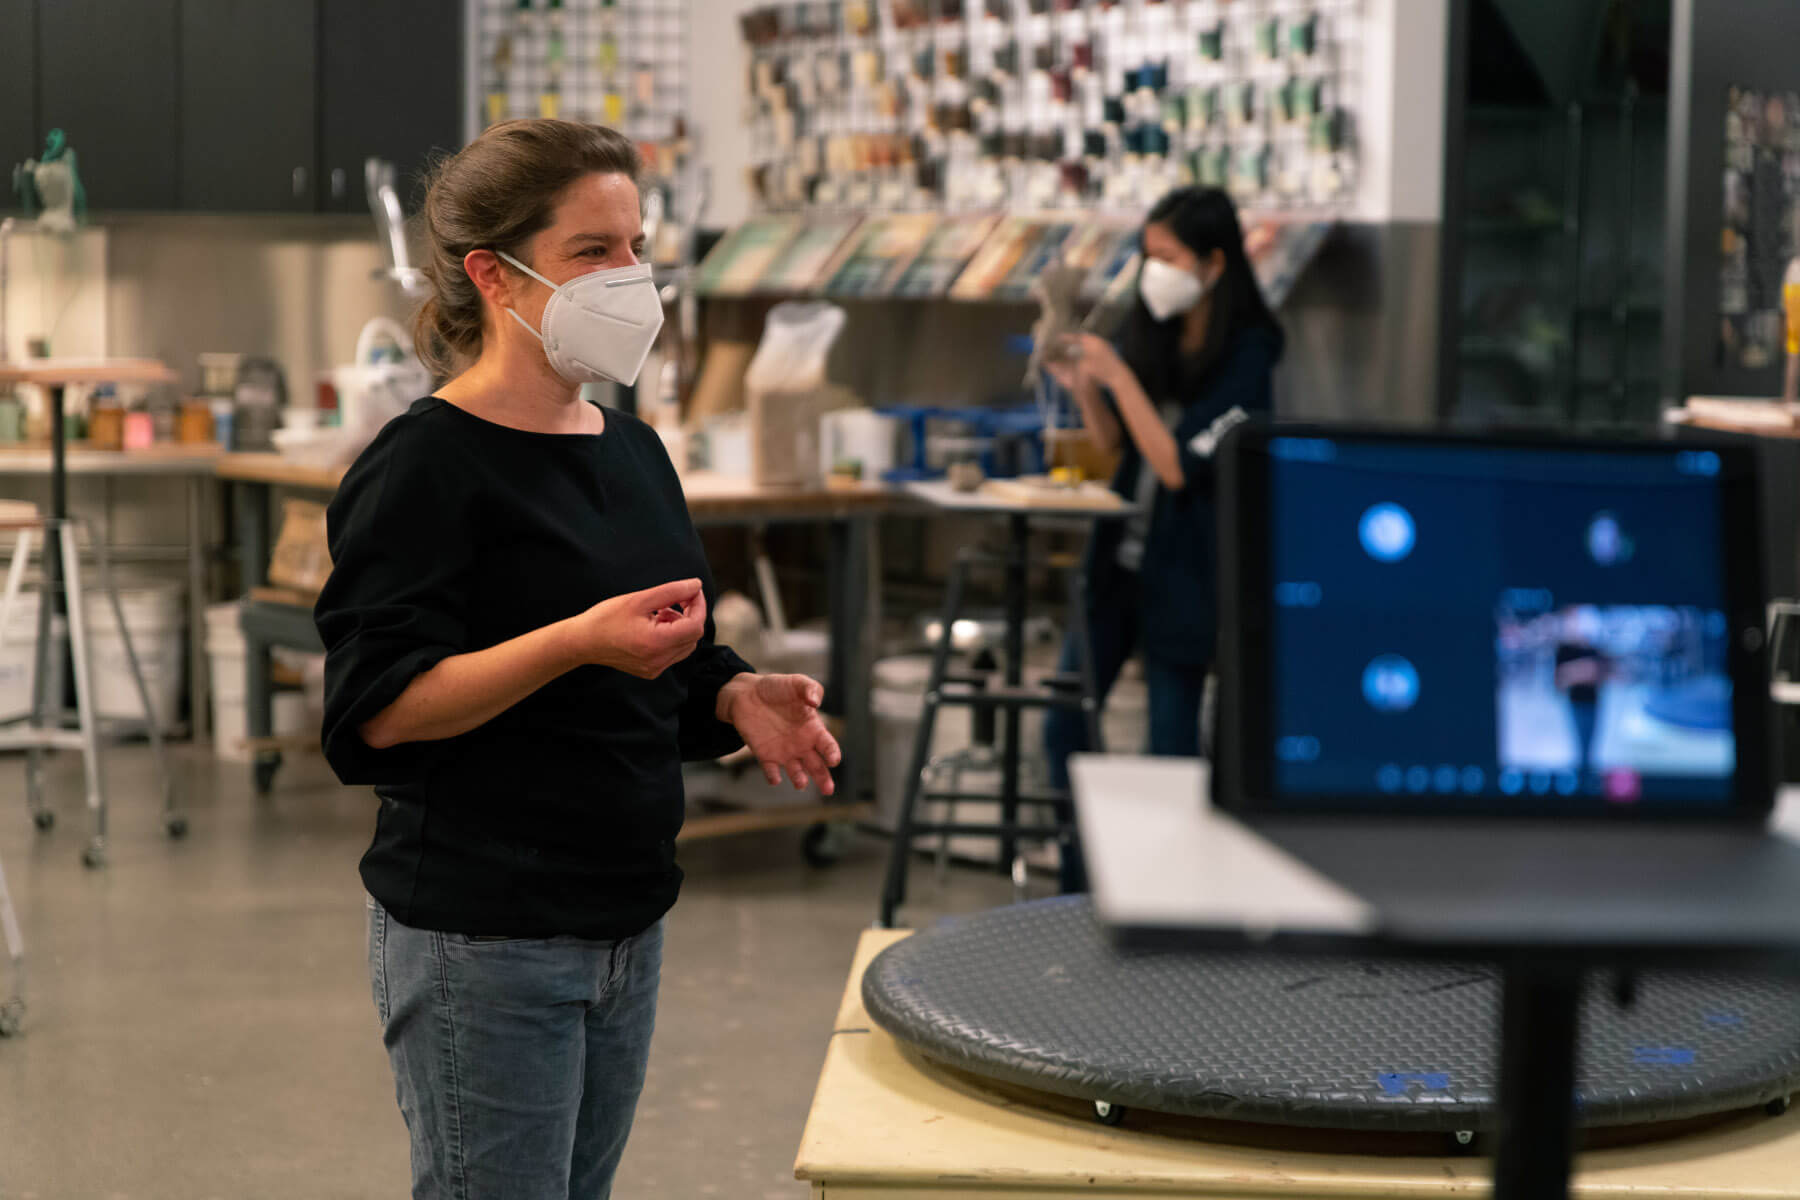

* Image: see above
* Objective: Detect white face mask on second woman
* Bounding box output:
[1137,256,1211,322]
[497,250,665,386]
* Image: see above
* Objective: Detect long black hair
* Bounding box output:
[1114,186,1282,401]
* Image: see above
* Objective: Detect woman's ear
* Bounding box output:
[1206,247,1228,287]
[464,248,515,312]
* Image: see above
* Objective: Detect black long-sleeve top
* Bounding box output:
[314,397,752,940]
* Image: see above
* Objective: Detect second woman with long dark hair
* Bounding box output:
[1044,186,1284,798]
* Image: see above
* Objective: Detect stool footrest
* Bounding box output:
[922,790,1070,808]
[0,728,86,752]
[904,822,1067,839]
[931,688,1089,711]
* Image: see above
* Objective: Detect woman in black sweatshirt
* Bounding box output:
[314,119,838,1200]
[1042,187,1284,866]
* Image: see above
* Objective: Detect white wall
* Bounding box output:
[691,0,763,229]
[1356,0,1450,223]
[0,222,108,363]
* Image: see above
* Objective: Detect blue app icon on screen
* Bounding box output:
[1359,503,1416,563]
[1362,655,1419,712]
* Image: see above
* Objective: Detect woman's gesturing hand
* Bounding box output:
[717,673,842,795]
[575,578,708,679]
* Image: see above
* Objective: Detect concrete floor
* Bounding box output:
[0,747,1029,1199]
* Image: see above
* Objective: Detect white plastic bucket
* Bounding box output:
[83,582,184,731]
[205,602,312,761]
[0,593,62,723]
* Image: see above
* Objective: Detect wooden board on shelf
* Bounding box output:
[892,214,1001,299]
[824,214,938,297]
[0,358,178,386]
[696,215,806,296]
[214,453,348,490]
[979,475,1128,510]
[759,215,865,293]
[948,218,1055,301]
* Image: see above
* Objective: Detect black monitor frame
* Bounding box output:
[1215,422,1774,822]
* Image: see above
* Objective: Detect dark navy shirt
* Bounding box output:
[1091,324,1282,665]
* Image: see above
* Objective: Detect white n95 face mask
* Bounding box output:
[497,250,664,386]
[1138,256,1208,322]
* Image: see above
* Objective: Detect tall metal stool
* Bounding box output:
[0,360,187,868]
[0,507,184,865]
[879,478,1129,928]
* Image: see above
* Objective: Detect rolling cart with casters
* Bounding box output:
[0,361,188,865]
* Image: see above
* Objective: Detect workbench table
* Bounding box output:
[215,453,894,842]
[796,928,1800,1198]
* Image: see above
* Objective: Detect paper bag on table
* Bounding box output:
[267,499,333,596]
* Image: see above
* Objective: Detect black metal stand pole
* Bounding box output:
[1492,963,1582,1200]
[44,384,67,648]
[998,512,1028,871]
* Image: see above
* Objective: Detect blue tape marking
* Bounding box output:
[1704,1010,1746,1028]
[1378,1072,1451,1097]
[1634,1046,1697,1066]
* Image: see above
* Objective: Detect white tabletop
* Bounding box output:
[1071,754,1800,943]
[904,477,1132,516]
[0,445,223,477]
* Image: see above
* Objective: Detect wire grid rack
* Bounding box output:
[742,0,1365,213]
[471,0,689,146]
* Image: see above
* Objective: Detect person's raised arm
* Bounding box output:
[359,579,709,750]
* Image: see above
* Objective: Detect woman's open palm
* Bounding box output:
[727,674,841,795]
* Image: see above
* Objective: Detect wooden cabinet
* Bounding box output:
[37,0,180,211]
[179,0,319,211]
[11,0,460,213]
[0,0,35,186]
[318,0,465,213]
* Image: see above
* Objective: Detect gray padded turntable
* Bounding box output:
[862,897,1800,1131]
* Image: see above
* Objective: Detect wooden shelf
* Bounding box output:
[0,358,178,386]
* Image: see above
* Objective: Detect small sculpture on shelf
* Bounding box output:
[10,129,86,238]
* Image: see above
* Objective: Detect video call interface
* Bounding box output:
[1267,438,1738,810]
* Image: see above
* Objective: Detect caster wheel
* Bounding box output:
[1093,1100,1126,1127]
[165,815,189,839]
[81,844,105,869]
[1768,1095,1792,1117]
[802,822,850,867]
[0,999,22,1037]
[1451,1130,1478,1155]
[253,755,282,796]
[31,810,53,832]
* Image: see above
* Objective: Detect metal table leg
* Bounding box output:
[187,473,208,741]
[826,515,877,805]
[235,481,279,791]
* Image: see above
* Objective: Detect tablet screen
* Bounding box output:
[1260,435,1744,811]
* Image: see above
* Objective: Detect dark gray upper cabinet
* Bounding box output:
[180,0,319,211]
[38,0,179,211]
[319,0,464,214]
[0,0,36,201]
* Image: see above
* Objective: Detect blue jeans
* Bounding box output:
[1043,587,1210,794]
[367,898,663,1200]
[1043,582,1209,892]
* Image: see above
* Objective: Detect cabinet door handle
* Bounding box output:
[330,168,347,200]
[292,166,308,197]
